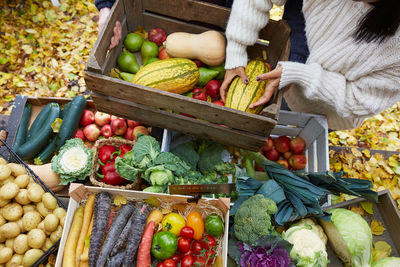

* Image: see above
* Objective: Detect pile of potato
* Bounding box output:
[0,157,65,267]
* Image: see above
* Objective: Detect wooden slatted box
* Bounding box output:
[85,0,291,151]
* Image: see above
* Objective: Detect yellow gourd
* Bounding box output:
[28,164,65,193]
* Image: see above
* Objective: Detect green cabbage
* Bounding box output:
[372,257,400,267]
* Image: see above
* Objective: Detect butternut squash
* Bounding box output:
[28,164,66,193]
[164,31,226,66]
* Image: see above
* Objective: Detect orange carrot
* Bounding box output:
[136,221,155,267]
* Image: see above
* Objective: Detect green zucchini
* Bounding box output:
[16,103,60,160]
[27,102,52,141]
[55,95,86,151]
[13,103,32,151]
[60,101,72,119]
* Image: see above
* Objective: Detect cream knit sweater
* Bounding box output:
[225,0,400,130]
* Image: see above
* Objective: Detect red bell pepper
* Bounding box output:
[119,144,132,157]
[98,145,117,164]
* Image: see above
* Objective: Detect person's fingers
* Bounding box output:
[219,78,231,103]
[249,78,280,108]
[237,67,249,85]
[109,36,116,50]
[109,21,122,50]
[256,66,282,81]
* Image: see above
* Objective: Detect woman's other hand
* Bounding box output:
[249,66,283,108]
[98,8,122,50]
[220,67,249,103]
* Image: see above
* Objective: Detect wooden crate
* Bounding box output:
[323,190,400,266]
[85,0,291,152]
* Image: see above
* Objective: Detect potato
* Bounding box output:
[22,249,43,267]
[2,203,23,221]
[41,193,57,210]
[6,164,25,177]
[0,223,20,239]
[60,216,65,228]
[52,208,66,220]
[43,214,58,233]
[6,254,23,267]
[50,225,62,243]
[37,221,45,233]
[27,184,43,203]
[0,158,6,166]
[0,183,19,200]
[41,238,53,252]
[0,166,11,181]
[0,198,9,209]
[13,234,28,255]
[22,205,35,214]
[36,203,50,217]
[14,175,30,189]
[22,211,41,232]
[27,229,45,249]
[0,234,5,243]
[5,238,13,251]
[0,178,14,187]
[15,218,24,232]
[14,190,30,206]
[0,247,12,264]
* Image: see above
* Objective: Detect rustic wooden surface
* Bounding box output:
[92,93,270,151]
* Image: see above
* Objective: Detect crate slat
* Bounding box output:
[86,72,277,135]
[92,93,269,151]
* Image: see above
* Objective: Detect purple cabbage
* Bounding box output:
[238,242,292,267]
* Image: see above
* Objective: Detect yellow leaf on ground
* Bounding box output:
[360,202,373,215]
[113,194,127,206]
[350,206,365,216]
[371,220,386,236]
[372,241,392,262]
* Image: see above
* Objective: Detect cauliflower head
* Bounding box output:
[292,218,328,245]
[234,194,277,245]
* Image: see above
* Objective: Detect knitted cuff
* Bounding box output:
[224,41,248,70]
[95,0,114,11]
[278,61,315,91]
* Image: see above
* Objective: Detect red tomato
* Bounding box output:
[201,235,216,250]
[178,238,191,253]
[163,259,176,267]
[180,226,194,239]
[156,262,164,267]
[181,255,194,267]
[194,255,207,267]
[182,249,193,257]
[192,241,203,255]
[204,250,216,265]
[171,253,181,264]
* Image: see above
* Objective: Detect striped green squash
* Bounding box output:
[131,58,199,94]
[225,60,269,114]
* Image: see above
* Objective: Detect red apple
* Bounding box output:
[127,120,142,128]
[265,148,280,161]
[133,126,149,138]
[275,136,291,153]
[73,129,85,142]
[83,124,100,142]
[124,127,136,141]
[193,59,206,68]
[290,137,306,154]
[100,124,114,138]
[282,151,293,160]
[261,137,274,152]
[205,80,221,99]
[289,154,307,170]
[212,100,224,106]
[80,110,95,126]
[148,28,166,46]
[111,118,127,136]
[158,47,170,60]
[192,88,207,101]
[94,111,111,126]
[277,159,290,169]
[110,115,121,121]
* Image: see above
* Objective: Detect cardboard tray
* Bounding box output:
[85,0,291,152]
[55,184,231,267]
[323,190,400,266]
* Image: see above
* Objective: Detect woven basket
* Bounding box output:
[89,138,141,190]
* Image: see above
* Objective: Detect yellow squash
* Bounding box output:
[225,60,269,114]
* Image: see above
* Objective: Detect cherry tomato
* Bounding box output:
[163,259,176,267]
[204,250,216,265]
[192,240,203,255]
[182,249,193,257]
[156,262,164,267]
[171,253,181,264]
[181,255,194,267]
[194,255,207,267]
[180,226,194,239]
[178,238,191,253]
[200,235,216,250]
[186,211,205,240]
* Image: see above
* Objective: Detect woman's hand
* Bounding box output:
[220,67,249,103]
[98,7,122,50]
[249,66,282,109]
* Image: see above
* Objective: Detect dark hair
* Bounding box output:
[354,0,400,43]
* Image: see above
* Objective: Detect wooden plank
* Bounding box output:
[92,93,269,151]
[271,125,301,137]
[316,132,329,172]
[123,0,139,31]
[142,0,230,30]
[86,0,125,73]
[85,71,277,135]
[5,95,27,148]
[377,192,400,254]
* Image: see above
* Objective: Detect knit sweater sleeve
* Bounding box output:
[279,61,400,119]
[95,0,115,11]
[224,0,287,69]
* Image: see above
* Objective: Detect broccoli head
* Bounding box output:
[234,194,278,245]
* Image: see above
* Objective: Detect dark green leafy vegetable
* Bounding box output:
[170,142,199,170]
